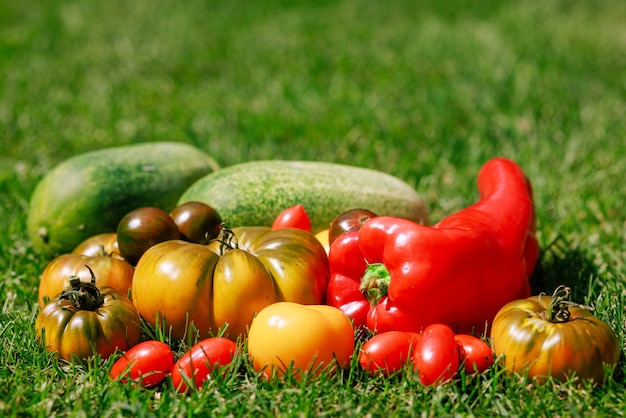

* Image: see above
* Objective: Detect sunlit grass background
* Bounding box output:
[1,0,625,415]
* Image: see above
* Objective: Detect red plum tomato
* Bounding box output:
[109,340,175,388]
[413,324,461,386]
[359,331,421,376]
[455,334,494,374]
[171,337,237,393]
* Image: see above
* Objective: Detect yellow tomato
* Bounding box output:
[314,229,330,255]
[247,302,354,379]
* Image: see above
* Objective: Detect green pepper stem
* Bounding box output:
[359,263,391,305]
[59,265,104,311]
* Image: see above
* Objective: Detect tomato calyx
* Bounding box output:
[541,285,593,322]
[212,224,239,255]
[58,265,104,311]
[359,263,390,305]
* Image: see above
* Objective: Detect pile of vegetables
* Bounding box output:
[29,142,621,392]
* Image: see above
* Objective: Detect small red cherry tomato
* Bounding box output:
[109,340,175,388]
[455,334,494,374]
[171,337,237,393]
[359,331,421,376]
[272,204,311,232]
[413,324,460,386]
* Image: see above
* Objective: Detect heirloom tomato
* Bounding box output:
[36,268,142,362]
[72,232,121,259]
[359,331,421,376]
[272,204,312,232]
[38,252,134,307]
[109,340,175,388]
[490,286,620,384]
[132,226,329,341]
[247,302,354,379]
[171,337,237,393]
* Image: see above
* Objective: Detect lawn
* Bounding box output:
[1,0,626,415]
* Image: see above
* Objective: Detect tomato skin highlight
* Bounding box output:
[247,302,354,380]
[272,204,312,232]
[359,331,421,376]
[412,324,460,386]
[454,334,494,374]
[170,338,237,393]
[109,340,175,388]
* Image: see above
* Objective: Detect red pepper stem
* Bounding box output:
[359,263,391,305]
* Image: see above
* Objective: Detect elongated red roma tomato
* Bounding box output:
[413,324,460,386]
[359,331,421,376]
[109,340,175,388]
[171,337,237,393]
[454,334,494,374]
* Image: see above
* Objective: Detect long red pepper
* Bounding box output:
[326,157,539,334]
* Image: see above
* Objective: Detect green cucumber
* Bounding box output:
[28,142,220,258]
[177,160,429,233]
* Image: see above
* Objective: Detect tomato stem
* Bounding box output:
[212,223,238,255]
[359,263,391,305]
[543,285,593,322]
[59,265,104,311]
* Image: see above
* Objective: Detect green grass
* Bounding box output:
[2,0,626,415]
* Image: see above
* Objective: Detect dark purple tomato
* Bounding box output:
[328,208,377,246]
[117,207,181,265]
[170,201,222,244]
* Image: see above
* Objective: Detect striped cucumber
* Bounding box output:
[28,142,219,258]
[177,160,429,233]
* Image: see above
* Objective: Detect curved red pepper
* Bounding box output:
[326,158,539,334]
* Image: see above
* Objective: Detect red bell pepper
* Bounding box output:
[326,158,539,334]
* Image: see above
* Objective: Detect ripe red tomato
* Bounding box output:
[109,340,175,388]
[272,204,311,232]
[454,334,494,374]
[412,324,460,386]
[171,338,237,393]
[359,331,421,376]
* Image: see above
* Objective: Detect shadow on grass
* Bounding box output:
[529,235,599,301]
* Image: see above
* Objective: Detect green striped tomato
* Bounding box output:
[36,269,142,362]
[490,286,620,384]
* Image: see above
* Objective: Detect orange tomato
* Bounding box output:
[247,302,354,380]
[38,253,134,307]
